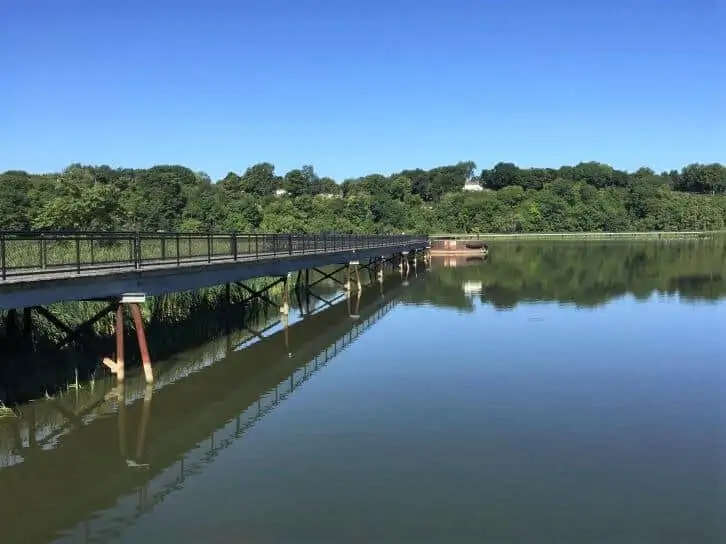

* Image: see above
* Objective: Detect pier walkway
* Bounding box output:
[0,231,428,308]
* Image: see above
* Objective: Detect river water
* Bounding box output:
[1,240,725,543]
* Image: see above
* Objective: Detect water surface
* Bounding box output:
[1,240,725,543]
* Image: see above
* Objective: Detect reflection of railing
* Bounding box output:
[65,300,397,543]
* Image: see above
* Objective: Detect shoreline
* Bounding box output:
[429,231,723,242]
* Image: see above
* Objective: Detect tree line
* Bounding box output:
[1,160,725,234]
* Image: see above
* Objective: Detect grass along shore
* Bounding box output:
[430,231,725,241]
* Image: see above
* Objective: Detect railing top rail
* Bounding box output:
[0,232,429,282]
[0,230,429,238]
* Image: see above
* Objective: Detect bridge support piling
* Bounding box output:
[346,261,362,293]
[102,297,153,384]
[238,277,285,308]
[129,303,153,384]
[309,265,347,289]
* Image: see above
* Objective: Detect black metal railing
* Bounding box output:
[0,231,429,280]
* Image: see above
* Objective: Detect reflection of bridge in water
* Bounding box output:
[0,266,417,544]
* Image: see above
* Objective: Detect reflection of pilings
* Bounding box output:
[115,304,125,382]
[0,307,285,463]
[129,299,398,518]
[348,289,362,319]
[0,265,402,461]
[116,383,155,467]
[56,297,401,543]
[0,268,420,543]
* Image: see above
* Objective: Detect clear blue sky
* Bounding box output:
[1,0,723,181]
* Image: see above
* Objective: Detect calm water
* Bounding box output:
[1,240,725,543]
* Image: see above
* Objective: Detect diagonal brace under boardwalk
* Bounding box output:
[308,265,348,288]
[33,304,115,351]
[237,277,285,308]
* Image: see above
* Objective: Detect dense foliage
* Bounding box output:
[1,161,726,233]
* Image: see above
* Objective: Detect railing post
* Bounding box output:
[90,235,95,265]
[176,233,181,266]
[232,233,238,261]
[207,234,212,263]
[0,233,5,280]
[40,235,47,269]
[75,235,81,274]
[288,234,292,256]
[161,234,167,260]
[134,232,141,269]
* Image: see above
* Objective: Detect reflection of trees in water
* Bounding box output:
[408,239,726,310]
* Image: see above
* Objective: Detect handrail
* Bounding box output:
[0,231,429,280]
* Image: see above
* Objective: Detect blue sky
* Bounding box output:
[1,0,723,181]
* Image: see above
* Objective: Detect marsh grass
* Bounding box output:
[2,235,238,270]
[0,233,349,271]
